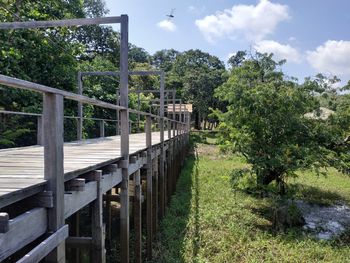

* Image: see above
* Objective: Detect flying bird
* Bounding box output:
[166,8,175,20]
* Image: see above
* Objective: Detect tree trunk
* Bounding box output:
[195,112,200,130]
[256,169,284,194]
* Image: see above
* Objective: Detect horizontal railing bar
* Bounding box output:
[0,109,187,124]
[80,71,163,77]
[0,75,188,125]
[0,75,127,111]
[0,16,121,29]
[0,110,41,117]
[130,90,174,93]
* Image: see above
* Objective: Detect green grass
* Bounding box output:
[150,138,350,263]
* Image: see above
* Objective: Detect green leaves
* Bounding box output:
[215,52,350,191]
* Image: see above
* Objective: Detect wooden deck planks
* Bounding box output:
[0,132,169,208]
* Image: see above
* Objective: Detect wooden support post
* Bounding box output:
[152,156,159,235]
[119,14,130,263]
[37,116,43,145]
[134,169,142,263]
[105,190,112,243]
[145,115,153,260]
[91,170,105,263]
[0,213,9,233]
[43,92,65,263]
[77,72,83,141]
[72,211,80,263]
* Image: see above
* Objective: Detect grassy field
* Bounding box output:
[149,134,350,263]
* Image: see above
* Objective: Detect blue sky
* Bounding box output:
[104,0,350,83]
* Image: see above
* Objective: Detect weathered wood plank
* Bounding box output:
[16,225,69,263]
[0,208,47,261]
[0,16,121,29]
[43,93,65,262]
[64,181,97,219]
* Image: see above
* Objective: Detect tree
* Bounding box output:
[171,49,226,129]
[151,49,179,72]
[215,52,350,193]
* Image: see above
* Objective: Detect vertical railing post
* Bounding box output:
[168,119,171,139]
[145,115,153,260]
[137,93,140,133]
[116,90,120,135]
[43,92,65,262]
[77,72,83,141]
[119,14,130,263]
[99,120,105,138]
[37,115,43,145]
[159,72,165,218]
[172,89,176,138]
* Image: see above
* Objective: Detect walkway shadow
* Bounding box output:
[149,141,199,263]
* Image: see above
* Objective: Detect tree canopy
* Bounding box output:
[215,52,350,193]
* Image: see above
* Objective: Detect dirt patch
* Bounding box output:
[195,143,221,159]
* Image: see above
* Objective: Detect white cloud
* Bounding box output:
[157,19,177,32]
[254,40,302,63]
[195,0,290,43]
[307,40,350,76]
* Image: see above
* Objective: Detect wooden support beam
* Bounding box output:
[91,170,105,263]
[43,92,65,263]
[65,178,86,192]
[64,181,97,219]
[31,191,54,208]
[0,208,47,261]
[17,225,69,263]
[66,237,92,249]
[145,116,153,260]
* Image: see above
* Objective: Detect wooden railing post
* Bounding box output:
[37,115,43,145]
[99,120,105,138]
[119,14,130,263]
[77,72,83,141]
[43,92,65,263]
[145,115,153,260]
[168,120,171,139]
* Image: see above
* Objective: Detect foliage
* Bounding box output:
[214,52,350,192]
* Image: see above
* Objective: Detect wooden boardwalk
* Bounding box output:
[0,15,191,263]
[0,132,169,209]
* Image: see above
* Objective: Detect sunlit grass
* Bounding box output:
[150,135,350,263]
